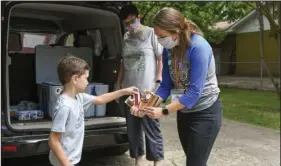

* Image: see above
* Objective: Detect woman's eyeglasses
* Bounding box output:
[123,17,137,26]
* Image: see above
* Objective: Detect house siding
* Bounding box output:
[236,30,279,76]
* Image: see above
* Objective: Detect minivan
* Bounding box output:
[2,1,131,158]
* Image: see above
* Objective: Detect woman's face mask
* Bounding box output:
[158,36,179,49]
[124,17,140,32]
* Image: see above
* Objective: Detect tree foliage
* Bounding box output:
[245,2,280,39]
[133,2,253,44]
[133,2,280,96]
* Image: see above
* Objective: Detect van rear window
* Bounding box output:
[9,32,56,54]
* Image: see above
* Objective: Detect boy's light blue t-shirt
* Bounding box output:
[49,93,95,166]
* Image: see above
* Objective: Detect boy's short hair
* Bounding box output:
[57,56,90,85]
[119,4,139,21]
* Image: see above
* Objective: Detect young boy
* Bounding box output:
[48,56,138,166]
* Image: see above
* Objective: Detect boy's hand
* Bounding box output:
[49,132,73,166]
[94,86,138,105]
[121,86,139,95]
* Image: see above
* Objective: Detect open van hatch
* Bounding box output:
[3,2,126,132]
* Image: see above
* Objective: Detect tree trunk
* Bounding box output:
[257,2,280,98]
[257,2,264,91]
[277,2,281,97]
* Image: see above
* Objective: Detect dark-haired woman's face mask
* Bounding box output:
[123,16,140,32]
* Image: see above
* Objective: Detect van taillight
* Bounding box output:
[2,145,17,151]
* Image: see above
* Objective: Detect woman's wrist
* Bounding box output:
[166,99,185,113]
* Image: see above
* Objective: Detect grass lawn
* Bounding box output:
[164,87,280,130]
[220,88,280,130]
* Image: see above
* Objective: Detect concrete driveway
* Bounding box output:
[81,113,280,166]
[3,113,280,166]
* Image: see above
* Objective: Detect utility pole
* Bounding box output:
[279,2,281,97]
[257,2,264,91]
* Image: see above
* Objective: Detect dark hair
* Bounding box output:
[119,4,139,21]
[57,56,90,85]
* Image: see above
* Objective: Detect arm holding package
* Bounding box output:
[154,49,174,106]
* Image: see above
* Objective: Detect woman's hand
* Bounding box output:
[143,107,163,119]
[130,106,145,118]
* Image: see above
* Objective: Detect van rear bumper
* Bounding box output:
[2,126,128,159]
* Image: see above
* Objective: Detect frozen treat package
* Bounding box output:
[125,88,140,108]
[139,91,161,109]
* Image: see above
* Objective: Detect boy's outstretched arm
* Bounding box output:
[93,86,138,105]
[49,132,73,166]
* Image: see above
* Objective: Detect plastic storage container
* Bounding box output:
[84,83,102,118]
[37,82,63,119]
[94,84,109,117]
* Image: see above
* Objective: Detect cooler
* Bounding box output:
[37,82,63,119]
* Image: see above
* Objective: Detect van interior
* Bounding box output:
[6,2,126,131]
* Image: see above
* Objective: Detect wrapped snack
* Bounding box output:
[124,96,134,108]
[125,88,145,117]
[130,105,145,117]
[139,91,161,109]
[125,83,160,108]
[124,84,161,117]
[125,91,161,118]
[125,88,140,108]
